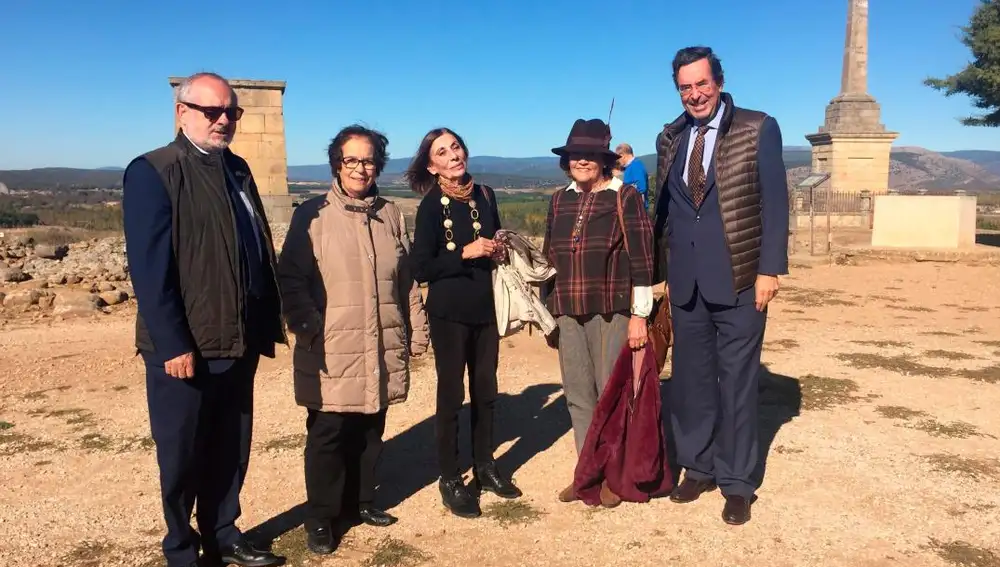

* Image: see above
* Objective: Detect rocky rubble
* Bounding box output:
[0,223,289,321]
[1,235,132,319]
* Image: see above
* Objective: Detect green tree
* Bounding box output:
[925,0,1000,126]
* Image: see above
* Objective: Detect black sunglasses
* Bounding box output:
[181,101,244,122]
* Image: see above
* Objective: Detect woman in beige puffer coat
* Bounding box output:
[277,125,428,556]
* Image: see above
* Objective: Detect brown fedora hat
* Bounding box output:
[551,118,619,159]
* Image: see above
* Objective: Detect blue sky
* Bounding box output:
[0,0,993,169]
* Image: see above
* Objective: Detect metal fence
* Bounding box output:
[789,188,871,255]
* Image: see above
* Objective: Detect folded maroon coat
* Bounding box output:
[572,343,674,505]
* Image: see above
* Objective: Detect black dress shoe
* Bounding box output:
[722,495,752,525]
[473,461,523,499]
[359,505,398,527]
[669,477,717,504]
[439,477,481,518]
[219,539,283,566]
[305,523,337,555]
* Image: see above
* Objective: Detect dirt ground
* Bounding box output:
[2,260,1000,567]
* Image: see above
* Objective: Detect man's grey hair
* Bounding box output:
[615,143,634,156]
[175,72,234,103]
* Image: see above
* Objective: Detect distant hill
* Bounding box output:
[4,147,1000,191]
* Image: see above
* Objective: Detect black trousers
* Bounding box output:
[144,353,258,567]
[669,286,766,499]
[304,408,387,529]
[429,316,500,480]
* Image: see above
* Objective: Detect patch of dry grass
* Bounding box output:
[0,423,58,456]
[263,433,306,452]
[924,454,1000,481]
[834,352,948,376]
[921,331,961,337]
[781,287,857,308]
[799,374,859,411]
[975,340,1000,348]
[912,420,990,439]
[364,536,431,567]
[270,528,313,567]
[956,364,1000,384]
[923,349,977,361]
[482,500,543,528]
[876,405,928,420]
[886,304,936,313]
[926,538,1000,567]
[766,339,799,350]
[851,340,910,349]
[79,432,154,453]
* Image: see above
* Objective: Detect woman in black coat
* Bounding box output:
[406,127,522,519]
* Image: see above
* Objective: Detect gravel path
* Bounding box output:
[1,262,999,566]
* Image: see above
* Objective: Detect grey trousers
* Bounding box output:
[556,313,630,453]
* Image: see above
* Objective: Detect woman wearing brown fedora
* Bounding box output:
[406,127,522,520]
[541,118,655,507]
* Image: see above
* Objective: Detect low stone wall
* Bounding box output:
[871,195,977,248]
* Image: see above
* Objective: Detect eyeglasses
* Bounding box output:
[678,79,715,95]
[180,101,244,122]
[342,157,377,170]
[568,153,603,162]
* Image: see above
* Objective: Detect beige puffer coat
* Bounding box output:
[276,183,429,414]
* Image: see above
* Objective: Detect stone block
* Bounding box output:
[871,195,977,249]
[264,113,284,133]
[240,113,266,134]
[263,141,287,160]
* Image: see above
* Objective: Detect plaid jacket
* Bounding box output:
[542,178,654,317]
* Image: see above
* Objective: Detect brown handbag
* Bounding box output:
[616,188,673,375]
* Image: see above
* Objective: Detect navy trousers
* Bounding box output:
[144,352,259,567]
[669,286,766,499]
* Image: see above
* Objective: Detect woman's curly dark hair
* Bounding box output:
[326,124,390,178]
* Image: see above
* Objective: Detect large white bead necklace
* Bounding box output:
[441,195,481,251]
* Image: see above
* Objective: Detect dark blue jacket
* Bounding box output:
[653,94,789,307]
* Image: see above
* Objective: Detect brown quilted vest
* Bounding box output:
[654,92,767,293]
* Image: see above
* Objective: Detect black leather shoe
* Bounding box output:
[359,505,398,527]
[439,477,481,518]
[669,477,717,504]
[473,461,523,499]
[305,523,336,555]
[219,539,283,566]
[722,495,752,525]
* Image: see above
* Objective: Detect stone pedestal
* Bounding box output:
[168,77,293,225]
[805,131,897,194]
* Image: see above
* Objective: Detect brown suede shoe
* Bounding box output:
[599,480,621,508]
[669,477,717,504]
[558,483,578,503]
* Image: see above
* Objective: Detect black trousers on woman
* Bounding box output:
[303,408,387,530]
[429,316,500,480]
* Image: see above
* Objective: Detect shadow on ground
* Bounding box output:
[975,232,1000,248]
[658,364,802,491]
[246,383,569,548]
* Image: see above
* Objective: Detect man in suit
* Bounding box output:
[123,72,286,567]
[652,46,789,525]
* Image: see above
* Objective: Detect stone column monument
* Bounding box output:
[168,77,295,224]
[805,0,898,194]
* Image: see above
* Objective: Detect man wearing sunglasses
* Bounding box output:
[122,72,286,567]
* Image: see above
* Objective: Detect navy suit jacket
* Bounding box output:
[658,115,788,307]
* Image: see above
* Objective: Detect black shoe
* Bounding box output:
[473,461,523,499]
[359,505,398,527]
[219,538,283,566]
[305,522,337,555]
[439,477,481,518]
